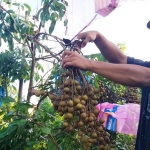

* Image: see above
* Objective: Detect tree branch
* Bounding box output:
[34,39,61,61]
[26,39,36,102]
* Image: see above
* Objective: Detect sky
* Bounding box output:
[17,0,150,60]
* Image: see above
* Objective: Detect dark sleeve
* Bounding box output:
[127,56,150,68]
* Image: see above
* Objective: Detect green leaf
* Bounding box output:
[11,139,25,150]
[11,74,18,82]
[2,33,7,43]
[0,24,2,34]
[27,141,37,147]
[10,119,27,126]
[0,11,6,20]
[3,0,11,4]
[47,138,59,150]
[13,102,33,113]
[9,16,16,32]
[44,9,50,21]
[49,75,55,80]
[36,8,43,21]
[50,12,58,20]
[2,96,15,103]
[0,37,1,47]
[7,9,15,14]
[12,3,20,6]
[40,12,46,27]
[37,63,44,72]
[35,73,40,82]
[7,35,14,51]
[0,125,17,139]
[41,127,51,134]
[21,5,24,11]
[64,19,68,26]
[49,20,56,34]
[65,1,68,6]
[23,3,31,11]
[36,44,42,53]
[19,19,33,28]
[0,128,17,148]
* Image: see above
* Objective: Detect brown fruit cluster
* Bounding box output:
[98,81,118,103]
[123,87,141,104]
[49,69,115,150]
[30,89,46,97]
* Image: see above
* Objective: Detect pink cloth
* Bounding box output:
[96,102,140,135]
[95,0,118,17]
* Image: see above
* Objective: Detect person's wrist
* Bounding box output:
[85,59,93,71]
[94,31,102,43]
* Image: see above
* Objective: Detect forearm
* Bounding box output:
[94,32,127,64]
[87,60,150,87]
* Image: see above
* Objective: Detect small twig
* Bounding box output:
[33,33,64,46]
[29,120,43,127]
[48,134,61,150]
[26,38,33,54]
[34,39,61,61]
[29,118,60,149]
[37,93,48,109]
[26,39,36,102]
[39,108,58,119]
[54,128,67,137]
[78,69,88,88]
[0,4,10,14]
[35,55,56,61]
[64,133,81,146]
[33,67,53,88]
[42,59,54,63]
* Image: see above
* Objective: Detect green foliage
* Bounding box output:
[0,1,138,149]
[0,99,65,150]
[0,50,30,83]
[116,134,136,150]
[37,0,68,33]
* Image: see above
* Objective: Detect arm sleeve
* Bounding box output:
[127,56,150,68]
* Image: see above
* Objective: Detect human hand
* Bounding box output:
[77,31,99,48]
[62,50,90,70]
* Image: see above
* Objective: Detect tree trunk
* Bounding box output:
[18,79,23,102]
[27,58,36,102]
[4,76,8,97]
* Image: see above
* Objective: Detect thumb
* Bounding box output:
[80,37,91,48]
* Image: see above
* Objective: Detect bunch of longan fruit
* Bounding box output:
[48,68,115,150]
[30,67,116,149]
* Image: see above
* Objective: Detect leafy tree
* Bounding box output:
[0,0,68,102]
[0,1,139,149]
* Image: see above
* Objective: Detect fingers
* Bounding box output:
[63,62,73,68]
[77,32,86,40]
[80,37,91,48]
[62,58,74,68]
[77,33,91,48]
[61,50,87,70]
[62,50,72,59]
[62,51,74,68]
